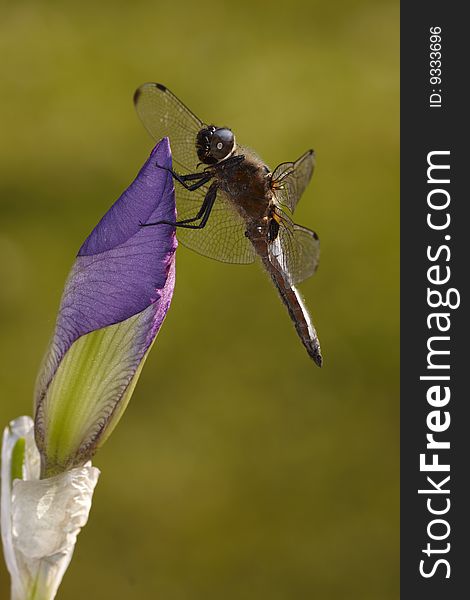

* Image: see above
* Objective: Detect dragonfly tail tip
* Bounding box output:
[310,348,323,367]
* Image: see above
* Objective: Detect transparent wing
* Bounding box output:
[271,150,315,213]
[268,215,320,286]
[173,183,255,264]
[134,82,204,174]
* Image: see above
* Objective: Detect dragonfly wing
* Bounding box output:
[134,83,204,174]
[271,150,315,213]
[268,216,320,286]
[174,183,256,264]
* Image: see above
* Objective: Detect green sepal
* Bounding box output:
[38,306,156,477]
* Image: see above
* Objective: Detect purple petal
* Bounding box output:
[35,138,177,412]
[34,259,176,473]
[79,138,174,256]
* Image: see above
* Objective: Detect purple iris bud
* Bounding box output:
[34,138,177,477]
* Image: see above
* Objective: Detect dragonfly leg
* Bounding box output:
[155,165,212,191]
[183,174,213,191]
[140,183,218,229]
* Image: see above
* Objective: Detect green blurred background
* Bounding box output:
[0,0,399,598]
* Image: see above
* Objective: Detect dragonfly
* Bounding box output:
[135,83,323,366]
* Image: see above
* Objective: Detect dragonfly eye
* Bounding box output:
[210,128,235,161]
[196,127,215,164]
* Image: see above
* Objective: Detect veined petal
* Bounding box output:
[38,261,175,475]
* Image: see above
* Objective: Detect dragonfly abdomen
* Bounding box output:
[268,262,322,366]
[247,230,322,367]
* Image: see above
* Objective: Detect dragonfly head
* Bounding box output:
[196,126,236,165]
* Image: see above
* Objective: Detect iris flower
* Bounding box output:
[1,138,177,600]
[34,137,177,477]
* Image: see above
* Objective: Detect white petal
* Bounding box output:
[1,416,100,600]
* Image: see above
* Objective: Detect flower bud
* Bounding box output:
[34,138,177,477]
